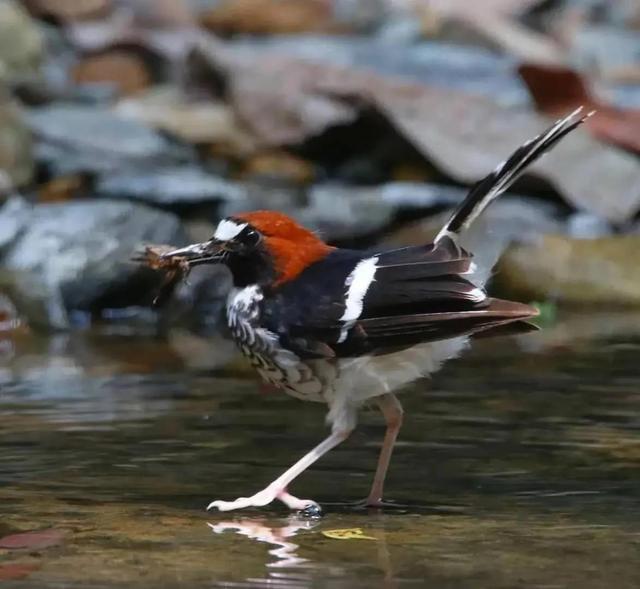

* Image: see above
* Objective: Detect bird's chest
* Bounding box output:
[226,286,327,402]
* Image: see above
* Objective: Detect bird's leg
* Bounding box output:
[365,393,404,507]
[207,429,352,512]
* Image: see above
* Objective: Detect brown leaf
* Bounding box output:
[520,63,640,154]
[200,0,342,35]
[72,50,153,96]
[0,529,65,551]
[0,563,39,581]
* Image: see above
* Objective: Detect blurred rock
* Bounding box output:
[72,50,153,96]
[23,0,111,22]
[566,211,612,238]
[96,165,246,206]
[241,150,315,184]
[116,87,257,153]
[0,0,43,84]
[0,99,34,188]
[228,36,528,105]
[0,200,187,328]
[26,104,188,175]
[299,183,396,241]
[497,234,640,306]
[0,291,20,332]
[219,182,303,218]
[0,196,30,251]
[200,40,640,222]
[571,25,640,76]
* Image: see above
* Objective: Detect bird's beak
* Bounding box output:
[161,240,224,266]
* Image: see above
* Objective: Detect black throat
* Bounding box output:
[224,247,277,288]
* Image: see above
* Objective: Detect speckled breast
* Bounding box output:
[226,285,327,403]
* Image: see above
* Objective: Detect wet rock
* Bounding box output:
[116,87,257,153]
[72,50,153,97]
[228,36,528,105]
[219,182,303,219]
[566,212,613,239]
[26,104,188,175]
[0,0,43,84]
[0,99,34,188]
[496,234,640,306]
[96,166,246,206]
[299,184,396,241]
[0,200,186,328]
[0,196,30,251]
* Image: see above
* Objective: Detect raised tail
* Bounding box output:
[435,107,592,245]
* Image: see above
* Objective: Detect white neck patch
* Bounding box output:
[214,219,247,241]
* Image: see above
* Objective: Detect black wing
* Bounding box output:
[262,243,537,359]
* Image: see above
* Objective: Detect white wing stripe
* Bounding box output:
[338,256,379,343]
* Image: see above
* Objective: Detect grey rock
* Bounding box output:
[0,99,34,188]
[300,183,395,240]
[0,195,31,251]
[1,200,186,325]
[96,166,246,206]
[230,36,528,106]
[26,104,190,175]
[567,212,613,239]
[0,0,43,84]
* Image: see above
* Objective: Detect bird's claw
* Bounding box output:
[207,488,322,513]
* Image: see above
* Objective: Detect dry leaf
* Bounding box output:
[0,529,65,550]
[0,563,39,581]
[322,528,377,540]
[520,63,640,154]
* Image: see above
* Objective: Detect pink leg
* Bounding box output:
[208,429,352,512]
[366,394,404,507]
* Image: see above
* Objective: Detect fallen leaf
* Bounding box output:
[0,529,66,551]
[0,563,39,581]
[322,528,376,540]
[519,63,640,154]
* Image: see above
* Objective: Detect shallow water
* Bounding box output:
[1,313,639,588]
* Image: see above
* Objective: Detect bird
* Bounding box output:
[151,109,589,514]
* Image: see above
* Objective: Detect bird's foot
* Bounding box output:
[207,487,278,512]
[277,490,322,517]
[207,487,320,514]
[350,497,398,510]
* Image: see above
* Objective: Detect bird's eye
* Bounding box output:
[238,227,261,248]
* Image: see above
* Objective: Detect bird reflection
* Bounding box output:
[208,516,398,589]
[208,516,320,569]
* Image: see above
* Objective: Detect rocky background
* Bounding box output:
[0,0,639,340]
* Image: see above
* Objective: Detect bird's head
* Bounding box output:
[163,211,334,288]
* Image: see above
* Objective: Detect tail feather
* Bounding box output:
[435,107,593,244]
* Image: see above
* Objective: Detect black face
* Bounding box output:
[161,221,276,288]
[217,224,277,288]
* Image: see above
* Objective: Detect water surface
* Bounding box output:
[1,313,639,588]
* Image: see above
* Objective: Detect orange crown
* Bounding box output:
[234,211,334,285]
